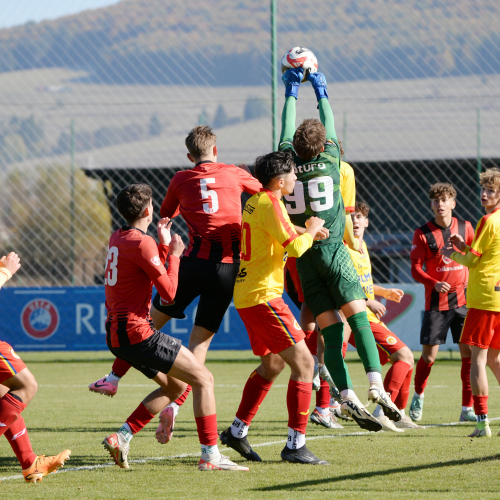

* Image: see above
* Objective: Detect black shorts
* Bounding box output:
[152,258,240,333]
[108,329,182,379]
[420,306,467,345]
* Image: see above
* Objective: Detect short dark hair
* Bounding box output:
[116,183,153,223]
[293,119,326,160]
[354,201,370,217]
[254,151,295,187]
[428,182,457,200]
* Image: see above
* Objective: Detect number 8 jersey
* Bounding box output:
[279,139,345,244]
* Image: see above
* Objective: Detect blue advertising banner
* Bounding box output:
[1,287,300,351]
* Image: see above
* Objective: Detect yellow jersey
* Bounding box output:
[348,241,380,324]
[234,189,313,309]
[465,208,500,311]
[340,161,356,213]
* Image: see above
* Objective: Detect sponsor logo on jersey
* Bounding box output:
[10,348,20,360]
[436,265,463,272]
[293,319,301,330]
[411,245,417,251]
[21,299,59,340]
[386,336,397,345]
[151,255,161,266]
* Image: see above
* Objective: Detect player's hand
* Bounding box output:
[313,227,329,241]
[434,281,451,293]
[385,288,404,303]
[357,238,364,254]
[307,71,328,100]
[439,244,455,259]
[0,252,21,276]
[157,217,173,245]
[169,234,185,258]
[449,233,467,252]
[282,68,304,99]
[367,299,386,319]
[305,216,325,233]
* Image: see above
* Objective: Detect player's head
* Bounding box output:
[351,201,370,239]
[479,168,500,210]
[185,125,217,163]
[293,119,326,160]
[428,182,456,218]
[254,151,296,195]
[116,183,153,225]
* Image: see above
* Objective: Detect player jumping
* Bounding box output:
[409,183,474,422]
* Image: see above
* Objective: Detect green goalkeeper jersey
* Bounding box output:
[278,97,345,245]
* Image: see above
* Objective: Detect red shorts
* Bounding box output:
[285,257,304,303]
[0,341,27,384]
[460,308,500,350]
[348,322,407,365]
[237,297,305,356]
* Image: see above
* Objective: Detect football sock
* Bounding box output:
[235,370,273,426]
[287,380,311,435]
[462,406,473,412]
[473,395,488,418]
[5,417,37,470]
[0,392,26,437]
[287,428,306,450]
[477,414,488,423]
[169,402,180,418]
[125,402,155,435]
[414,357,434,394]
[461,357,473,408]
[231,417,249,438]
[196,414,218,448]
[383,361,412,403]
[106,372,121,384]
[414,391,424,399]
[341,389,356,399]
[111,357,132,378]
[118,423,134,443]
[347,312,381,373]
[342,340,348,358]
[174,385,192,406]
[367,371,383,385]
[394,366,413,410]
[200,444,220,459]
[304,330,318,356]
[322,323,353,391]
[315,406,330,416]
[316,378,330,409]
[372,404,383,418]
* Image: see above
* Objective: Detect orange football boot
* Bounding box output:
[22,450,71,483]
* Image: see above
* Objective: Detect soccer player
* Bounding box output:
[277,67,400,430]
[409,183,474,422]
[348,201,421,431]
[101,184,247,471]
[220,151,329,465]
[441,168,500,437]
[0,252,71,482]
[90,125,261,438]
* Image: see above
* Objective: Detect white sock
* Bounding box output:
[107,372,121,384]
[201,444,220,458]
[477,414,488,423]
[414,391,424,399]
[287,428,306,450]
[400,408,405,416]
[372,404,384,418]
[367,371,383,385]
[341,389,356,399]
[330,397,340,408]
[316,406,330,416]
[118,423,133,443]
[230,417,249,438]
[169,402,180,418]
[462,406,473,412]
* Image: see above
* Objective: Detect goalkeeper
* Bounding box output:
[278,67,401,430]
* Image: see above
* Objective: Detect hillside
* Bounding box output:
[0,0,499,85]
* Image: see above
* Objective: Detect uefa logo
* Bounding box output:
[21,299,60,340]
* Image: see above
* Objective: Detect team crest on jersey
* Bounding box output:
[442,255,452,265]
[21,299,59,340]
[411,245,417,251]
[151,256,161,266]
[386,336,397,345]
[10,348,20,360]
[293,319,301,330]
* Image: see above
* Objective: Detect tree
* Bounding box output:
[244,97,270,121]
[149,114,163,136]
[213,104,228,128]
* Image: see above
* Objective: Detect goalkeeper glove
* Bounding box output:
[282,67,304,99]
[308,72,329,101]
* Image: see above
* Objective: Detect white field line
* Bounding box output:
[2,417,499,483]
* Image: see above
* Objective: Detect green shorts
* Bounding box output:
[297,242,366,318]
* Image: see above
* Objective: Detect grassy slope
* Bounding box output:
[0,351,499,499]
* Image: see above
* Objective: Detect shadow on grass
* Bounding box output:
[254,454,500,492]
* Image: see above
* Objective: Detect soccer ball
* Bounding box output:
[281,47,318,82]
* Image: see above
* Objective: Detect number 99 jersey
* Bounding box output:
[279,139,345,244]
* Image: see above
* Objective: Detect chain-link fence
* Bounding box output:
[0,0,499,286]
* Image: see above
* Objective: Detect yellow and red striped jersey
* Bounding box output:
[340,161,356,213]
[234,189,313,309]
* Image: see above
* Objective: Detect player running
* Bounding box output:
[220,151,328,465]
[0,253,71,482]
[441,168,500,438]
[101,183,248,471]
[409,183,474,422]
[277,67,400,430]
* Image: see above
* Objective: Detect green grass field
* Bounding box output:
[1,350,500,499]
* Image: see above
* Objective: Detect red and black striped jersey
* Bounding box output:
[160,162,261,264]
[410,217,474,311]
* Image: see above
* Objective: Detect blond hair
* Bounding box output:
[480,168,500,191]
[428,182,457,200]
[185,125,216,158]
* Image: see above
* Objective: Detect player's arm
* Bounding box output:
[236,166,262,195]
[307,72,337,143]
[343,214,362,253]
[374,284,404,302]
[279,68,304,147]
[160,176,181,219]
[0,252,20,289]
[410,229,439,287]
[294,224,329,241]
[366,298,386,319]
